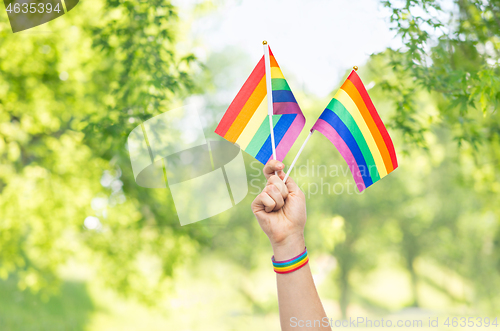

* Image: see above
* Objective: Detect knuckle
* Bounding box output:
[265,183,275,191]
[268,175,283,187]
[269,184,279,193]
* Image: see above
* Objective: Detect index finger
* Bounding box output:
[263,160,285,180]
[284,175,303,197]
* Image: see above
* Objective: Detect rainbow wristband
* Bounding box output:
[272,247,309,274]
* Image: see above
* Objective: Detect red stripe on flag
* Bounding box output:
[215,56,266,137]
[347,71,398,169]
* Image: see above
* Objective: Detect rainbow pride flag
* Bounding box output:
[215,48,305,164]
[311,70,398,192]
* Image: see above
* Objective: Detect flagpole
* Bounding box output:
[283,131,314,183]
[263,40,278,176]
[283,65,359,183]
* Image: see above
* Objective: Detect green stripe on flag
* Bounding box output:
[327,99,381,182]
[271,78,291,92]
[245,115,282,157]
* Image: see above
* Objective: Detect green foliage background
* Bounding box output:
[0,0,499,329]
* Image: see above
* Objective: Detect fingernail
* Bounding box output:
[278,162,284,169]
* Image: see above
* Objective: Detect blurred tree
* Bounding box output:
[0,0,210,302]
[379,0,500,310]
[381,0,500,151]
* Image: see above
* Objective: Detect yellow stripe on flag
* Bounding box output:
[271,67,284,79]
[335,89,388,177]
[236,96,268,149]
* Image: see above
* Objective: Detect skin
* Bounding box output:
[251,160,331,331]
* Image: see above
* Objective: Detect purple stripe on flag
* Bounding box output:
[273,102,302,115]
[273,113,306,162]
[311,119,366,192]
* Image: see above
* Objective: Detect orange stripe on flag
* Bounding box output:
[224,76,267,143]
[348,71,398,170]
[341,79,393,173]
[270,55,279,68]
[215,57,265,137]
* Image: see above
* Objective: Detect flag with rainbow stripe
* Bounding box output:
[215,48,305,164]
[311,70,398,192]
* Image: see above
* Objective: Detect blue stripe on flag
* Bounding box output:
[272,90,297,103]
[318,109,373,187]
[255,114,297,164]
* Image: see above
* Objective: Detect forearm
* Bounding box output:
[273,237,331,331]
[253,161,329,330]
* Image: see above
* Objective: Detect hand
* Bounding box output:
[251,160,307,260]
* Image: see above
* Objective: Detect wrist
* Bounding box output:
[271,234,305,261]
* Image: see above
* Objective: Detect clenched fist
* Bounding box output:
[251,160,307,260]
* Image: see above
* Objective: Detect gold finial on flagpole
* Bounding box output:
[263,40,268,45]
[353,66,358,71]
